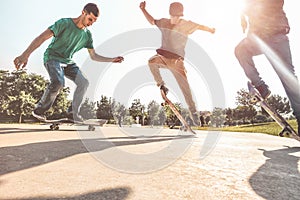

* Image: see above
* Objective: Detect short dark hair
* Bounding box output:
[84,3,99,17]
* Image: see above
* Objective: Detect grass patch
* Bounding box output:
[197,120,298,136]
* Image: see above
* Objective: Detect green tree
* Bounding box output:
[163,102,182,128]
[6,91,36,123]
[265,94,291,115]
[79,98,96,119]
[147,100,161,126]
[111,100,127,127]
[224,108,234,126]
[96,95,113,120]
[236,88,252,106]
[0,70,70,122]
[210,107,226,127]
[157,108,166,126]
[233,105,257,124]
[1,71,40,122]
[129,99,145,124]
[0,70,11,119]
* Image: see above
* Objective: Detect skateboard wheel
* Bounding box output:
[88,125,95,131]
[50,124,59,131]
[279,128,290,137]
[250,97,258,104]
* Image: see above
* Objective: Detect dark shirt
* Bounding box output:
[244,0,289,38]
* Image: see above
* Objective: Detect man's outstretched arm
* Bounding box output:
[140,1,155,25]
[197,24,215,34]
[88,49,124,63]
[14,29,54,70]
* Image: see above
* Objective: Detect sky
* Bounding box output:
[1,0,300,111]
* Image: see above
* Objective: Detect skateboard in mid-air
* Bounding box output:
[160,89,196,135]
[37,117,107,131]
[247,81,300,142]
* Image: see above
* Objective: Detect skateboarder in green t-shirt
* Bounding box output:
[14,3,124,122]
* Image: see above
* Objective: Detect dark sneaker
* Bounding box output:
[255,84,271,99]
[32,111,46,121]
[191,112,201,126]
[160,85,169,95]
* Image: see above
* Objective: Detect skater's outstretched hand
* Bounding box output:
[139,1,146,10]
[139,1,155,25]
[14,55,28,70]
[112,56,124,63]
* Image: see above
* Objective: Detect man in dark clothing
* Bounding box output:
[234,0,300,135]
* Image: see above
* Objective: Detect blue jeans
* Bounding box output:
[35,60,89,115]
[235,33,300,118]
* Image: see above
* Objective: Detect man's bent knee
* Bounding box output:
[80,78,89,90]
[48,80,64,92]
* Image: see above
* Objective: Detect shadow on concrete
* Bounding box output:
[1,132,193,176]
[11,187,131,200]
[0,127,51,134]
[249,146,300,200]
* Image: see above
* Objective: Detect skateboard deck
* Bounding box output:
[247,81,300,142]
[39,118,107,131]
[160,89,196,134]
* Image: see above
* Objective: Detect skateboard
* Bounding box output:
[160,89,196,134]
[247,81,300,142]
[39,118,107,131]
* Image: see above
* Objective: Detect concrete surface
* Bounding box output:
[0,123,300,200]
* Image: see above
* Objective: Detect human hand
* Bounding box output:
[14,55,28,70]
[112,56,124,63]
[140,1,146,10]
[210,27,216,34]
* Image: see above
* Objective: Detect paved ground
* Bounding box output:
[0,123,300,200]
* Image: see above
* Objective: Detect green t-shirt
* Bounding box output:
[44,18,94,64]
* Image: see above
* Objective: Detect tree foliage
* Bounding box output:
[0,72,293,127]
[96,95,113,120]
[0,70,70,122]
[147,100,163,126]
[129,99,145,124]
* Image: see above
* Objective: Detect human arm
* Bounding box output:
[14,28,54,70]
[88,49,124,63]
[139,1,155,25]
[197,24,215,34]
